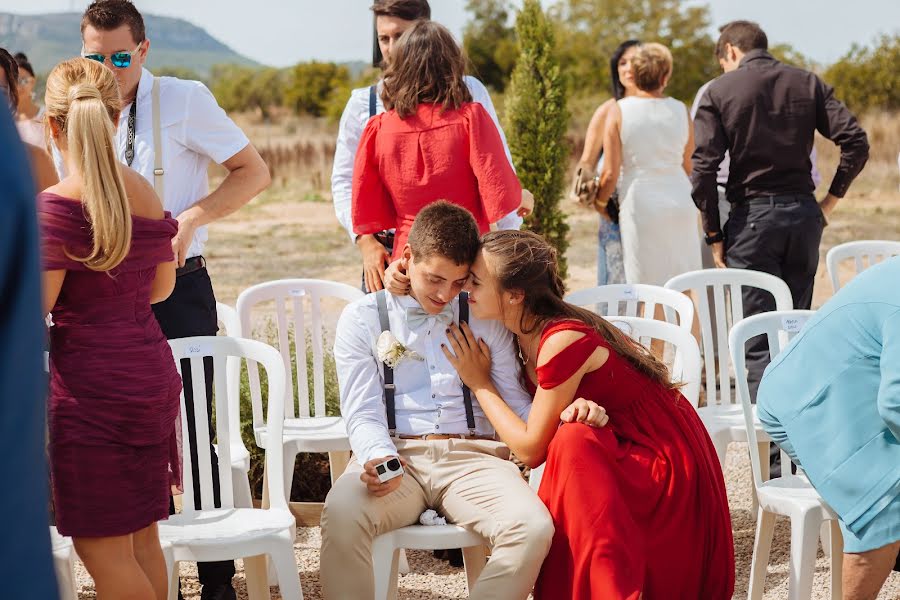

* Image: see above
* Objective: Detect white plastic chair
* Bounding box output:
[50,527,78,600]
[373,525,488,600]
[664,269,793,465]
[235,279,364,502]
[215,302,254,510]
[825,240,900,293]
[161,336,302,600]
[566,284,695,332]
[605,316,702,407]
[729,312,842,600]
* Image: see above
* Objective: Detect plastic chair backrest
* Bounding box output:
[605,316,702,407]
[665,268,793,407]
[566,284,694,332]
[825,240,900,293]
[236,279,364,426]
[728,310,814,489]
[168,336,288,514]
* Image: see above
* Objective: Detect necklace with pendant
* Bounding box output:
[516,335,536,366]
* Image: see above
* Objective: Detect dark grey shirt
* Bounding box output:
[691,50,869,234]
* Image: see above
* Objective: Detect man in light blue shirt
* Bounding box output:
[758,257,900,597]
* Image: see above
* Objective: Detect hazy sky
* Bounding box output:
[3,0,898,67]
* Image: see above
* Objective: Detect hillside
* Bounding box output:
[0,11,259,76]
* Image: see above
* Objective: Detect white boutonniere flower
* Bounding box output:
[376,331,423,368]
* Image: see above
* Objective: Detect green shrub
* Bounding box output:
[238,323,341,502]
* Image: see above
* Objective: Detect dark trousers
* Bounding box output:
[725,195,824,476]
[154,267,236,598]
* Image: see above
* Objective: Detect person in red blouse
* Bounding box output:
[351,20,524,270]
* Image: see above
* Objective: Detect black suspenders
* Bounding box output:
[375,291,476,437]
[458,294,476,436]
[375,290,397,436]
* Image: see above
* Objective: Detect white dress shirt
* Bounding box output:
[331,75,522,242]
[334,292,532,465]
[53,68,250,259]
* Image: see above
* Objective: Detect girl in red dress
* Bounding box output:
[39,58,181,600]
[444,230,734,599]
[351,20,524,290]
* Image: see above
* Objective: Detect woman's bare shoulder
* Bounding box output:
[537,323,610,372]
[120,167,164,219]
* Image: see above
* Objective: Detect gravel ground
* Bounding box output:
[74,443,900,599]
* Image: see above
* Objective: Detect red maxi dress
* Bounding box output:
[531,321,734,599]
[39,193,183,538]
[351,102,521,259]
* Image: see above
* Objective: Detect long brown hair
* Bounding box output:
[481,230,679,389]
[381,20,472,118]
[45,57,131,272]
[0,47,19,111]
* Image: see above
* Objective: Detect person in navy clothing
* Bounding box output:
[0,96,59,599]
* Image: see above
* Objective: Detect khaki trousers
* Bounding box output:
[320,439,554,599]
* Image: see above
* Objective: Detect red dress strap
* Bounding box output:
[535,320,604,390]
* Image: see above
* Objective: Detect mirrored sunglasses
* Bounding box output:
[82,42,143,69]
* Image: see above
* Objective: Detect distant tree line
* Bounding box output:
[463,0,900,112]
[146,3,897,118]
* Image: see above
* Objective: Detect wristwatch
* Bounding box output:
[704,231,724,245]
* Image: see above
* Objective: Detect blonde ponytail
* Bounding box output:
[45,58,131,271]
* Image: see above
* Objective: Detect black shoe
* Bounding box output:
[200,584,238,600]
[447,548,464,568]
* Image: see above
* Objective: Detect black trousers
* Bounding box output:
[725,195,824,477]
[725,194,825,398]
[154,266,236,595]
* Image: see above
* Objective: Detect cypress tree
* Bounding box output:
[504,0,570,278]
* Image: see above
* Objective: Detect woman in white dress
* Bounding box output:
[596,42,701,286]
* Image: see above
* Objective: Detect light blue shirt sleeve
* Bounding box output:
[877,309,900,440]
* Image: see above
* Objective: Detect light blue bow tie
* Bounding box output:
[406,304,453,329]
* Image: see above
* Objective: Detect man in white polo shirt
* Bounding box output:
[75,3,271,599]
[333,0,526,294]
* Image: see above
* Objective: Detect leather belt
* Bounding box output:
[176,255,206,278]
[396,433,495,441]
[742,194,815,207]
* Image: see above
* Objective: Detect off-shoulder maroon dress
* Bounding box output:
[531,320,734,599]
[38,193,183,538]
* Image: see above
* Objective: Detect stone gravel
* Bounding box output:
[73,443,900,599]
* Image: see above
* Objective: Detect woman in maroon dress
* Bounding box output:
[444,230,734,599]
[39,58,181,600]
[351,19,523,289]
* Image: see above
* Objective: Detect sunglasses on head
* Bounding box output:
[82,42,143,69]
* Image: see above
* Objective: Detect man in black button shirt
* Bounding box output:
[692,20,869,406]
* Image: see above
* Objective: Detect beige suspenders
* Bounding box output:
[151,77,165,201]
